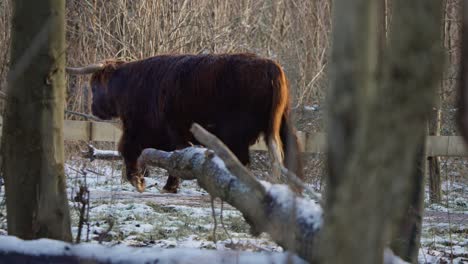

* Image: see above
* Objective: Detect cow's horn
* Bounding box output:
[66,63,106,75]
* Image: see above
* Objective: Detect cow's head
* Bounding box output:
[67,60,125,120]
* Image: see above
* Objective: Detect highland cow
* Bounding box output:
[67,53,303,193]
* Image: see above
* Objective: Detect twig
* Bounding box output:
[84,168,106,176]
[65,109,119,123]
[67,165,83,175]
[220,201,234,244]
[210,196,218,246]
[97,217,114,244]
[74,184,90,243]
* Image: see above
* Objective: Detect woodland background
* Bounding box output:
[0,0,463,134]
[0,0,465,183]
[0,1,466,263]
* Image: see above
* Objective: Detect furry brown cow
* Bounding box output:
[67,53,303,193]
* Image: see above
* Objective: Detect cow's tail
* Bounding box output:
[279,112,305,183]
[266,63,303,185]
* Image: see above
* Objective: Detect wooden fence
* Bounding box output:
[6,118,468,157]
[0,117,467,156]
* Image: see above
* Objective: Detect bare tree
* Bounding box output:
[1,0,71,241]
[427,0,449,205]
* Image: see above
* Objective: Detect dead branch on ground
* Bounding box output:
[82,144,121,161]
[137,123,405,264]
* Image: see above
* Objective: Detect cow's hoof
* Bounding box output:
[130,176,145,193]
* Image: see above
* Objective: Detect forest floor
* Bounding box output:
[0,152,466,264]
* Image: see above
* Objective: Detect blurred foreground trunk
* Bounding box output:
[320,0,443,264]
[457,0,468,143]
[1,0,72,241]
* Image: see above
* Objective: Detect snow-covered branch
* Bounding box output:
[137,124,408,264]
[77,124,407,264]
[138,145,322,262]
[82,144,121,161]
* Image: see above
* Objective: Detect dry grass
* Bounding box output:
[64,0,332,112]
[0,1,462,126]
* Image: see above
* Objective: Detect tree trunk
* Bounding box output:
[390,141,426,263]
[457,0,468,142]
[320,0,443,263]
[378,0,387,55]
[428,0,447,205]
[428,116,442,204]
[1,0,72,241]
[320,0,382,263]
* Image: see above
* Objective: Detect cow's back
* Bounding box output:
[110,53,282,147]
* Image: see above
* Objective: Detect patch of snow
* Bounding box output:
[1,153,464,264]
[454,197,468,208]
[213,156,228,171]
[383,248,408,264]
[259,180,272,189]
[182,147,206,157]
[303,104,319,112]
[93,149,120,157]
[0,235,308,264]
[266,184,323,229]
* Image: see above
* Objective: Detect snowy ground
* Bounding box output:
[420,169,467,264]
[0,155,466,263]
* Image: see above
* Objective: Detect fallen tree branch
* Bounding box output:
[189,123,267,196]
[77,124,405,263]
[138,124,407,264]
[191,124,321,200]
[138,146,321,262]
[82,144,121,161]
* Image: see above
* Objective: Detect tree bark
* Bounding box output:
[428,0,448,205]
[390,141,426,263]
[320,0,443,264]
[1,0,72,241]
[320,0,381,262]
[428,121,442,204]
[457,0,468,143]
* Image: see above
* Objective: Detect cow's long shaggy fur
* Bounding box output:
[89,53,303,192]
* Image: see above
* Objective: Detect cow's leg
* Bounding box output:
[162,142,187,194]
[118,134,146,192]
[224,141,251,165]
[159,126,191,194]
[162,175,180,193]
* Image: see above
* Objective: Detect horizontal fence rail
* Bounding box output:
[1,117,468,157]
